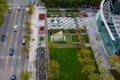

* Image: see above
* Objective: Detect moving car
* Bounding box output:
[18,6,21,11]
[11,75,16,80]
[9,48,14,56]
[14,25,18,32]
[1,34,5,41]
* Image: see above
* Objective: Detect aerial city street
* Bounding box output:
[0,0,120,80]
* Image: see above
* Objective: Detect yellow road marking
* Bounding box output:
[3,9,18,80]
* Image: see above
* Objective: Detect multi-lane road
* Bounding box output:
[0,0,33,79]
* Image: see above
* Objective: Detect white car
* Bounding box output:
[18,6,21,11]
[8,8,12,13]
[22,39,26,45]
[14,25,18,32]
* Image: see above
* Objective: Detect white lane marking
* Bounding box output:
[1,54,3,59]
[6,31,8,36]
[11,66,14,74]
[17,68,20,74]
[18,55,21,60]
[13,54,15,59]
[4,42,6,47]
[9,23,10,27]
[15,42,17,48]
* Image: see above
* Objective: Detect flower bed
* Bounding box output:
[38,26,45,34]
[39,14,45,20]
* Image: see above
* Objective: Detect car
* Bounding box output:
[9,48,14,56]
[1,35,5,41]
[14,25,18,32]
[11,75,16,80]
[22,39,26,45]
[8,8,12,13]
[81,11,88,17]
[18,6,21,11]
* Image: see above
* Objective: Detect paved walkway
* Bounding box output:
[28,6,38,80]
[83,13,111,77]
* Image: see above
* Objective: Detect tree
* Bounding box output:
[88,73,101,80]
[82,64,96,76]
[27,4,34,18]
[25,20,31,27]
[48,60,60,80]
[116,65,120,73]
[96,55,104,65]
[105,75,115,80]
[23,34,31,42]
[21,45,30,53]
[79,48,92,58]
[19,70,31,80]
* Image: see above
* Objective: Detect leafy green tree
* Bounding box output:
[23,34,31,42]
[27,4,34,18]
[79,48,92,58]
[116,65,120,73]
[0,0,8,24]
[19,70,31,80]
[48,60,60,80]
[88,73,101,80]
[105,75,115,80]
[21,45,30,53]
[82,64,96,76]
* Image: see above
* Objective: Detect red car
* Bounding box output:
[81,11,88,17]
[38,26,45,34]
[39,14,45,20]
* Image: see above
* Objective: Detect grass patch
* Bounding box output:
[50,48,85,80]
[80,28,86,33]
[39,35,44,41]
[82,34,89,43]
[71,34,79,42]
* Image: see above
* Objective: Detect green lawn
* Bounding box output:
[50,48,85,80]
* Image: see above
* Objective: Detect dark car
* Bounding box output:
[11,75,16,80]
[9,48,14,56]
[1,35,5,41]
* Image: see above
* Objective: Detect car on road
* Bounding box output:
[1,34,5,41]
[8,8,12,13]
[14,25,18,32]
[18,6,21,11]
[11,75,16,80]
[22,38,26,45]
[9,48,14,56]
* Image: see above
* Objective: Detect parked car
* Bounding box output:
[1,34,5,41]
[81,11,88,17]
[9,48,14,56]
[8,7,12,13]
[11,75,16,80]
[22,39,26,45]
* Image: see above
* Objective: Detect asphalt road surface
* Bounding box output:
[0,6,28,80]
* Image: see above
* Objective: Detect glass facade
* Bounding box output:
[111,0,120,14]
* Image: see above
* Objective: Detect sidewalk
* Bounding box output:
[28,6,38,80]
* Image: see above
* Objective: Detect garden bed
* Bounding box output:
[71,34,79,42]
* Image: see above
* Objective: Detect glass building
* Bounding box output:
[96,0,120,57]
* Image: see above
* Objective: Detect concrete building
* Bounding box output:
[96,0,120,56]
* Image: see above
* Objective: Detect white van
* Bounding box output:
[14,25,18,32]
